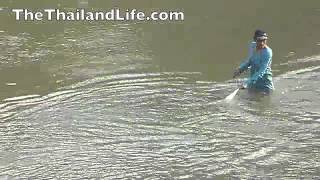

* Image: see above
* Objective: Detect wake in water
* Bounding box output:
[0,59,320,179]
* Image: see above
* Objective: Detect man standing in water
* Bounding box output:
[233,30,274,93]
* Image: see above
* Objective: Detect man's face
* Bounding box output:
[256,39,267,49]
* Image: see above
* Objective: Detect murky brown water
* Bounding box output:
[1,0,320,179]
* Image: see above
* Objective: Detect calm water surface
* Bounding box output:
[0,0,320,179]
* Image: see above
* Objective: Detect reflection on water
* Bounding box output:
[0,0,320,179]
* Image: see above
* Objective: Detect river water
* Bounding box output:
[0,0,320,179]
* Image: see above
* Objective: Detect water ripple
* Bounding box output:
[1,67,320,178]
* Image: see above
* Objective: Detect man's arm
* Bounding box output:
[233,42,255,78]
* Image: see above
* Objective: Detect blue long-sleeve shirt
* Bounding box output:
[239,43,274,92]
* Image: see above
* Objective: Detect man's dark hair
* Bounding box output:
[254,29,268,41]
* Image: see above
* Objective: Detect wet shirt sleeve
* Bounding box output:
[239,42,256,72]
[246,48,272,86]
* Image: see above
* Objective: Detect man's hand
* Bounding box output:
[239,83,247,89]
[233,68,241,78]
